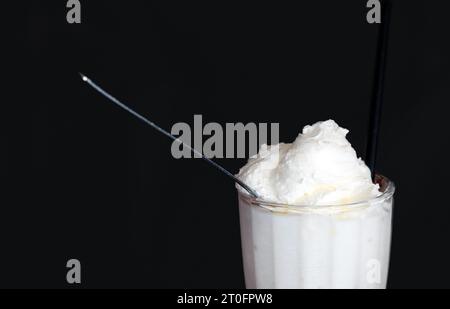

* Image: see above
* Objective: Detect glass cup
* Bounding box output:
[237,175,395,289]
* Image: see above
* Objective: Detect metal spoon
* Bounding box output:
[80,73,259,198]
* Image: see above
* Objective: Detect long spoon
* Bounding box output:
[80,73,259,198]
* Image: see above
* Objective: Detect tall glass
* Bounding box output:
[237,175,395,289]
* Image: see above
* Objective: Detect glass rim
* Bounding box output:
[237,174,395,211]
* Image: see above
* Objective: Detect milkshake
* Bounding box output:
[237,120,395,289]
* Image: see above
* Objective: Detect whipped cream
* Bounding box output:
[237,120,380,205]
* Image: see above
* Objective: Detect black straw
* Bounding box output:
[366,0,392,179]
[80,73,259,198]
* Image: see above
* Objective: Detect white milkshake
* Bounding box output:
[237,120,394,289]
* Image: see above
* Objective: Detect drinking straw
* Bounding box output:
[366,0,393,179]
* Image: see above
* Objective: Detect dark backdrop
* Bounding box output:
[2,0,450,288]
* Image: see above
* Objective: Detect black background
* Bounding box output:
[2,0,450,288]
